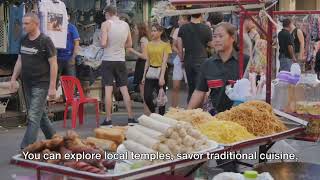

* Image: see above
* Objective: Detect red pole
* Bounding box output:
[239,11,245,78]
[266,10,273,104]
[238,5,268,37]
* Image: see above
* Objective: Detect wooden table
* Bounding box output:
[254,162,320,180]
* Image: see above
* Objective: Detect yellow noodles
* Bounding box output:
[198,120,255,144]
[215,101,288,136]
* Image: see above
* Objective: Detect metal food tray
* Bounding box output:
[10,110,307,179]
[11,146,225,180]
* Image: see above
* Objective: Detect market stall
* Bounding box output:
[8,0,319,179]
[11,101,307,179]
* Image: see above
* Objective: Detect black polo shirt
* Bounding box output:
[196,51,249,112]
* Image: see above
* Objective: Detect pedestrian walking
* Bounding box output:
[142,23,172,115]
[10,13,58,149]
[177,12,213,102]
[171,15,190,108]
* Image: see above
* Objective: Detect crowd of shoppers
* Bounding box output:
[12,4,320,150]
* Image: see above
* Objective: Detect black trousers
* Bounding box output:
[144,70,168,115]
[185,60,204,102]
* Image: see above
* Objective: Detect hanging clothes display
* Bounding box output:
[250,39,267,74]
[310,15,319,41]
[0,3,8,53]
[8,4,24,54]
[39,0,68,48]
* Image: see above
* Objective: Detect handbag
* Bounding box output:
[146,67,161,79]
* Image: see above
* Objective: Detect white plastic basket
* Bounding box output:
[0,99,9,114]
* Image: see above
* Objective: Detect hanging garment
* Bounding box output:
[39,0,68,48]
[311,16,319,41]
[8,4,24,54]
[0,4,8,53]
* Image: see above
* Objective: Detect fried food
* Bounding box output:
[22,141,47,153]
[243,100,273,114]
[44,134,64,150]
[165,108,213,127]
[215,101,288,136]
[198,119,255,144]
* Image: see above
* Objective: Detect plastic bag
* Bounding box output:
[213,172,244,180]
[156,88,168,107]
[290,63,301,76]
[226,79,251,102]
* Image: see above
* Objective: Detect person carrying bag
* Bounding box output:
[142,23,171,115]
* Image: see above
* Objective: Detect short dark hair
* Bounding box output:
[104,5,117,15]
[208,12,224,26]
[24,12,40,24]
[181,15,191,22]
[282,18,292,28]
[191,13,201,18]
[189,5,202,19]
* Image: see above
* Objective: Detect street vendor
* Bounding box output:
[188,22,249,113]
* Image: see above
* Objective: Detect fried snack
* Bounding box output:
[85,137,117,152]
[198,120,255,144]
[165,108,213,127]
[44,134,64,150]
[242,100,273,114]
[94,128,125,145]
[101,126,128,134]
[42,149,61,164]
[215,101,288,136]
[64,130,87,149]
[22,141,47,153]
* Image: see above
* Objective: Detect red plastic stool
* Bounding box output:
[60,76,100,129]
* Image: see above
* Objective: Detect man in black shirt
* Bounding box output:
[10,13,58,149]
[278,18,297,71]
[177,12,213,102]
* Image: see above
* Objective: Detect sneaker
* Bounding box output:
[128,118,138,126]
[100,119,112,127]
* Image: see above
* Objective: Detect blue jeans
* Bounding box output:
[279,57,293,72]
[57,60,76,87]
[20,86,55,149]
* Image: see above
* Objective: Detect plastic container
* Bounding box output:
[244,171,258,180]
[272,80,290,110]
[272,72,300,111]
[294,74,320,115]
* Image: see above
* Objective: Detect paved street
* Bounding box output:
[0,91,319,179]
